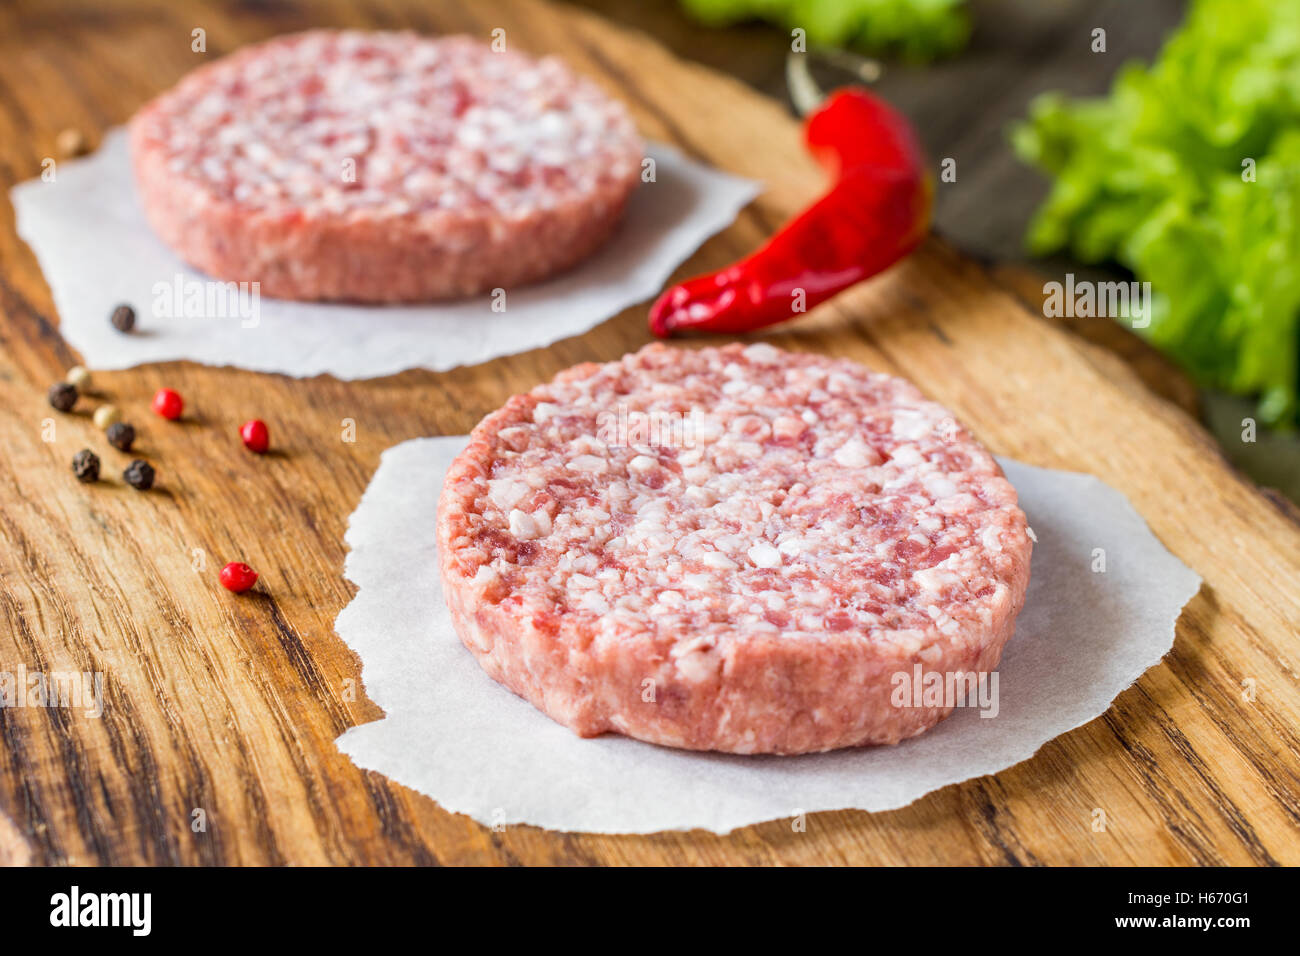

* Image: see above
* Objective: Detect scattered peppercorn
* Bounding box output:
[239,419,269,454]
[110,304,136,333]
[71,449,100,483]
[123,459,155,490]
[106,421,136,452]
[47,382,78,412]
[219,561,259,593]
[152,388,183,420]
[93,404,121,430]
[65,365,91,389]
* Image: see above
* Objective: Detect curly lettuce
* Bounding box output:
[679,0,970,60]
[1013,0,1300,424]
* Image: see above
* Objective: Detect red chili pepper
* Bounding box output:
[649,88,932,337]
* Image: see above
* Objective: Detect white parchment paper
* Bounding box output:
[333,436,1201,834]
[10,130,758,379]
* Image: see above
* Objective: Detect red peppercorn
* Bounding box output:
[219,562,258,593]
[152,388,183,420]
[240,419,269,453]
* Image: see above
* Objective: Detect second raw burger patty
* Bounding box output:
[438,343,1033,754]
[129,30,644,302]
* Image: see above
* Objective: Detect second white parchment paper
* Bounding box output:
[11,132,758,379]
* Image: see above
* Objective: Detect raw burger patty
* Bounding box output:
[129,30,643,302]
[438,343,1033,754]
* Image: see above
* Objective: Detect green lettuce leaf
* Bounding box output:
[1013,0,1300,424]
[679,0,970,60]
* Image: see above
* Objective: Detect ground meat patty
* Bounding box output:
[437,343,1033,754]
[129,30,643,302]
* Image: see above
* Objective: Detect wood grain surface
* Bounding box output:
[0,0,1297,866]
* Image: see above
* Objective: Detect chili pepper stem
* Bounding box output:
[649,87,931,339]
[785,50,882,117]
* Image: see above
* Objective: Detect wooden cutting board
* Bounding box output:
[0,0,1297,866]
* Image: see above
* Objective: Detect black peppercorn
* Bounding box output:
[105,421,136,452]
[110,304,136,333]
[123,459,155,490]
[47,382,78,412]
[71,449,100,483]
